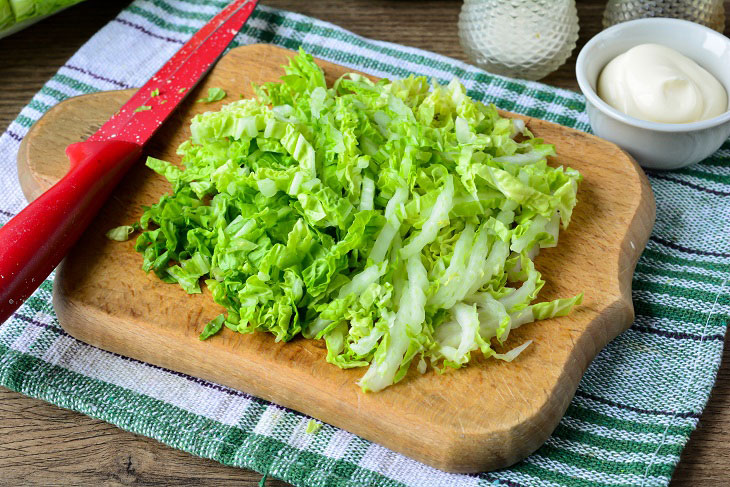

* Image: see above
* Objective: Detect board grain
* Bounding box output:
[16,44,655,473]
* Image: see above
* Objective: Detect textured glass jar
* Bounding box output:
[603,0,725,32]
[458,0,579,80]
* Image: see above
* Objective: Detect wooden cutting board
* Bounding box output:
[17,44,655,473]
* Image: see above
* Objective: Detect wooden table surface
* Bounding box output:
[0,1,728,486]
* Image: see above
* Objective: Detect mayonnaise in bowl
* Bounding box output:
[597,43,728,124]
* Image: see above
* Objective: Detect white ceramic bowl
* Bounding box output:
[576,18,730,170]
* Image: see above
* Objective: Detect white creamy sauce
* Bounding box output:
[597,43,728,124]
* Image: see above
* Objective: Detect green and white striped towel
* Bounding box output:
[1,1,729,486]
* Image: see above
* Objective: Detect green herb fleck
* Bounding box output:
[150,88,160,97]
[105,224,139,241]
[197,87,226,103]
[199,314,225,340]
[305,420,322,434]
[160,99,168,105]
[134,105,152,113]
[178,87,186,94]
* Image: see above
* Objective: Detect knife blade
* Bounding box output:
[0,0,259,323]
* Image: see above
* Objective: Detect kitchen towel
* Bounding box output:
[1,1,728,486]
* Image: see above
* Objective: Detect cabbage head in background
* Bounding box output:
[0,0,86,36]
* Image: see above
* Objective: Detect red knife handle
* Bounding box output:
[0,140,143,323]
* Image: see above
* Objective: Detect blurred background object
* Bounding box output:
[0,0,88,39]
[458,0,579,80]
[603,0,725,31]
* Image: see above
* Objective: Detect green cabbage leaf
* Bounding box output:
[1,0,86,34]
[131,48,583,392]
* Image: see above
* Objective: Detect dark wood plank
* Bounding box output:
[0,387,289,486]
[0,0,728,485]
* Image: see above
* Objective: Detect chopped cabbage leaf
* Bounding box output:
[129,48,582,392]
[197,87,227,103]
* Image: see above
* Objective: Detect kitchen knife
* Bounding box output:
[0,0,259,323]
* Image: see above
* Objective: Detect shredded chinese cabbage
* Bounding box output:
[129,49,583,392]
